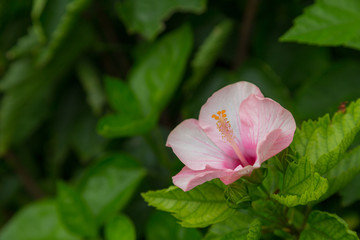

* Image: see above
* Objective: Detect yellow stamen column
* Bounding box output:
[212,110,250,167]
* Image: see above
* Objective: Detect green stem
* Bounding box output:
[287,207,295,225]
[300,205,312,231]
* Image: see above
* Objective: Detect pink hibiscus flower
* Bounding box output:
[166,82,296,191]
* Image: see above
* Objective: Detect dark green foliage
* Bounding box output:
[1,0,360,239]
[146,211,202,240]
[105,214,136,240]
[0,200,79,240]
[56,182,97,237]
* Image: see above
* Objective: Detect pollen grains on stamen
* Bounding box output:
[211,110,233,143]
[211,110,250,167]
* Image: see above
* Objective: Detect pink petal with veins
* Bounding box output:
[239,94,296,166]
[198,82,263,159]
[172,166,230,191]
[173,165,256,191]
[167,82,296,191]
[166,119,239,171]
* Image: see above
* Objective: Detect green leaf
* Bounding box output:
[0,58,33,91]
[56,182,97,237]
[299,211,359,240]
[117,0,205,40]
[346,35,360,49]
[46,88,82,177]
[31,0,48,43]
[46,89,104,174]
[261,157,284,194]
[98,25,193,138]
[37,0,93,64]
[104,76,142,117]
[32,0,47,20]
[0,200,79,240]
[184,19,233,94]
[76,60,106,115]
[251,199,286,227]
[77,153,145,225]
[0,59,57,154]
[204,212,261,240]
[280,0,360,50]
[340,173,360,206]
[292,99,360,176]
[70,110,106,162]
[142,180,236,228]
[322,145,360,200]
[37,0,68,40]
[146,211,202,240]
[291,100,360,201]
[295,60,360,120]
[271,158,328,207]
[105,214,136,240]
[0,22,94,155]
[6,27,41,59]
[0,2,32,53]
[247,219,262,240]
[97,113,157,138]
[129,24,193,115]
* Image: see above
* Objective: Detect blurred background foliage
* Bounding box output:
[0,0,359,239]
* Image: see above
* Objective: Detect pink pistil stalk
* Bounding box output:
[212,110,249,167]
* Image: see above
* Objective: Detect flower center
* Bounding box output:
[212,110,250,167]
[211,110,233,142]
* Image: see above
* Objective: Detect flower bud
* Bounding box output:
[224,181,251,209]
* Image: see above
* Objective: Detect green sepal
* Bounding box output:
[224,181,251,209]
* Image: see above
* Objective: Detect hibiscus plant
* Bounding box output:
[143,82,360,239]
[1,0,360,240]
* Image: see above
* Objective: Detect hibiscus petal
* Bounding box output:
[173,165,257,191]
[256,128,292,164]
[239,94,296,165]
[173,166,230,191]
[220,165,255,185]
[198,82,263,159]
[166,119,238,171]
